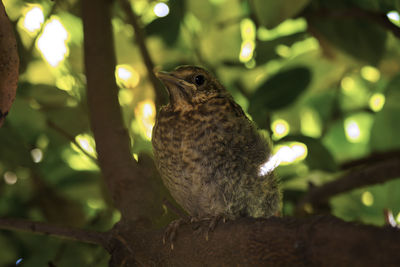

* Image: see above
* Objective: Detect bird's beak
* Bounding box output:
[156,71,195,106]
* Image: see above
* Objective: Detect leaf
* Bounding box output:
[145,0,185,46]
[46,106,89,136]
[370,75,400,151]
[252,0,311,29]
[29,84,74,107]
[310,17,387,65]
[249,66,311,126]
[281,135,338,172]
[255,31,308,65]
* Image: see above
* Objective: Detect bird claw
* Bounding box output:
[163,215,228,248]
[163,218,187,249]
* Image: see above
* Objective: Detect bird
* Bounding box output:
[152,66,281,223]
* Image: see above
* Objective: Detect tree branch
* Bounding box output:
[81,0,163,225]
[47,120,98,163]
[296,157,400,216]
[0,0,19,127]
[0,218,107,245]
[118,0,167,108]
[110,216,400,266]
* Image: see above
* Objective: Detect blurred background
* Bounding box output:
[1,0,400,265]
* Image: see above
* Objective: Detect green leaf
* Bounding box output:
[29,84,74,108]
[252,0,311,29]
[255,31,308,65]
[281,135,338,172]
[310,17,387,65]
[46,106,89,136]
[249,66,311,126]
[370,75,400,151]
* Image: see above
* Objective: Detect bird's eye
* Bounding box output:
[194,75,205,86]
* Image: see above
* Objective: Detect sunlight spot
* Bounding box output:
[133,153,139,162]
[239,40,255,63]
[258,142,308,175]
[361,191,374,206]
[344,119,361,142]
[396,212,400,224]
[4,171,17,185]
[30,148,43,163]
[73,134,97,158]
[341,76,355,94]
[361,66,380,82]
[23,6,44,32]
[154,2,169,17]
[56,74,77,92]
[240,18,256,41]
[239,19,256,63]
[135,100,156,140]
[37,18,69,67]
[271,119,289,140]
[387,11,400,26]
[115,65,140,89]
[369,93,385,112]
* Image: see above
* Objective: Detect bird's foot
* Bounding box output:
[193,215,227,241]
[163,216,196,249]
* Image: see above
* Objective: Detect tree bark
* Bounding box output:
[0,0,19,127]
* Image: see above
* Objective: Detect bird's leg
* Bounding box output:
[195,215,227,241]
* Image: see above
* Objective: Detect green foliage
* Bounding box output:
[1,0,400,265]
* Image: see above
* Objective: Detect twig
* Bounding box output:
[0,218,108,245]
[47,120,98,163]
[340,149,400,170]
[296,157,400,216]
[118,0,167,108]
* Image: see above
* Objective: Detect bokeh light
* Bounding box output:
[239,19,256,63]
[134,100,156,140]
[361,191,374,206]
[361,66,380,83]
[387,11,400,26]
[154,2,170,17]
[271,119,289,139]
[4,171,17,185]
[37,18,69,67]
[115,65,140,89]
[259,142,308,175]
[341,76,355,94]
[344,119,361,143]
[369,93,385,112]
[74,134,97,158]
[23,6,44,32]
[30,148,43,163]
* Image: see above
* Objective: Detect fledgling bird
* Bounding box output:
[152,66,281,222]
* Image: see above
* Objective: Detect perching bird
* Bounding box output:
[152,66,280,221]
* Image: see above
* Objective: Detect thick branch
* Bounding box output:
[81,0,163,225]
[0,218,107,245]
[118,0,167,108]
[0,1,19,127]
[296,157,400,215]
[110,216,400,266]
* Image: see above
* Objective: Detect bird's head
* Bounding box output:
[156,66,228,110]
